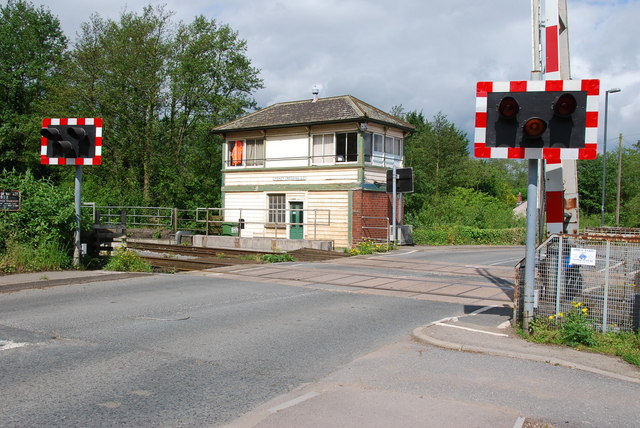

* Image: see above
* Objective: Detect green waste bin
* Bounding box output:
[221,222,239,236]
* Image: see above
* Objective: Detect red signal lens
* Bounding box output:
[554,93,577,117]
[498,97,519,119]
[523,118,547,138]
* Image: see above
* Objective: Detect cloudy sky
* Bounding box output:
[34,0,639,150]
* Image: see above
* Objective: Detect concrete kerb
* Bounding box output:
[411,325,640,384]
[0,271,150,293]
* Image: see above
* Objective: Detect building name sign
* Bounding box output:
[272,176,306,181]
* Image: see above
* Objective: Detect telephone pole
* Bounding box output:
[615,133,623,226]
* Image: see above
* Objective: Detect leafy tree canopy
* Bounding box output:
[4,3,263,209]
[0,0,67,172]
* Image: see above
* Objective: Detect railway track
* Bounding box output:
[128,242,271,257]
[127,242,348,271]
[140,256,241,271]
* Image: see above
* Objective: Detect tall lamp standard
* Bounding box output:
[600,88,621,227]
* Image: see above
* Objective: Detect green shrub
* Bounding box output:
[261,253,295,263]
[406,187,524,246]
[524,303,640,367]
[408,187,521,230]
[0,170,77,271]
[104,247,152,272]
[530,302,597,348]
[0,171,76,246]
[240,254,262,262]
[413,225,525,246]
[349,239,395,255]
[557,302,597,347]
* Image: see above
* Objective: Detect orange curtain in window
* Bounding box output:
[231,141,243,166]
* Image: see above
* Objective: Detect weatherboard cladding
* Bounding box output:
[213,95,414,133]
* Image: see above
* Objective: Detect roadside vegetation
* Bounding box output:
[0,170,76,273]
[399,112,527,246]
[240,253,296,263]
[521,302,640,367]
[348,239,395,256]
[103,247,152,273]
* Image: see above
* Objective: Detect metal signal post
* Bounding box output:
[40,118,102,266]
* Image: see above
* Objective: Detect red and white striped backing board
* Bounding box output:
[545,0,560,80]
[40,118,103,166]
[474,80,600,161]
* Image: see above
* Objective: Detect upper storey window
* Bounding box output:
[336,132,358,162]
[312,132,357,165]
[312,134,334,165]
[227,139,264,167]
[364,132,402,167]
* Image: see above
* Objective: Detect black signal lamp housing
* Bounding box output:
[486,90,588,148]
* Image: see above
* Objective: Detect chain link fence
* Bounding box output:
[516,233,640,332]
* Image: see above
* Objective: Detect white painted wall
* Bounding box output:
[222,190,350,247]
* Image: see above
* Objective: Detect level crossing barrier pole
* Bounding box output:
[554,236,563,317]
[602,240,611,332]
[523,159,539,333]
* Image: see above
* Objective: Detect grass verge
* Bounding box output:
[0,240,71,273]
[521,313,640,367]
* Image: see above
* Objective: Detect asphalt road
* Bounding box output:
[2,245,637,427]
[0,271,461,427]
[391,245,525,267]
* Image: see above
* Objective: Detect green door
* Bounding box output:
[289,202,304,240]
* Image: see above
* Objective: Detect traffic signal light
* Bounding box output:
[487,90,586,148]
[40,118,102,165]
[474,80,599,160]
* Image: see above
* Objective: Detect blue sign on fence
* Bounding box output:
[569,247,597,266]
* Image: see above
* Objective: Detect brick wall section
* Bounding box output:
[351,190,403,245]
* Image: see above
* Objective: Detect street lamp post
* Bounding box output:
[600,88,621,227]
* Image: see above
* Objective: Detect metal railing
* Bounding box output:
[360,216,390,246]
[82,204,332,239]
[516,233,640,332]
[584,227,640,237]
[198,207,331,240]
[222,153,402,168]
[83,204,175,228]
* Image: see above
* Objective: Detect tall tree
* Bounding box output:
[157,15,263,207]
[578,141,640,227]
[51,5,263,207]
[402,111,472,214]
[0,0,67,173]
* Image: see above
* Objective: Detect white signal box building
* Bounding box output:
[213,95,414,249]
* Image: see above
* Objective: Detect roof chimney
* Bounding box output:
[312,86,319,102]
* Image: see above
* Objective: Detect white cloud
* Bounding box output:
[34,0,640,146]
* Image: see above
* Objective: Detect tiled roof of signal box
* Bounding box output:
[213,95,415,133]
